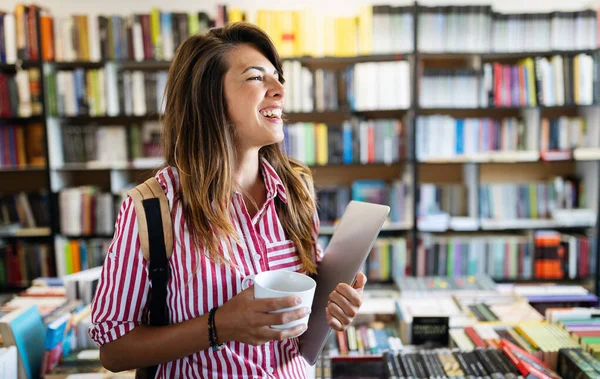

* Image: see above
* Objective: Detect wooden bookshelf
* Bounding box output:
[0,115,45,122]
[0,61,42,70]
[51,114,160,123]
[0,165,47,173]
[1,4,599,293]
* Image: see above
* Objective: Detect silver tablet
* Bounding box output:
[299,200,391,366]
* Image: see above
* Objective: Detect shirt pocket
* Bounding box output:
[266,239,303,272]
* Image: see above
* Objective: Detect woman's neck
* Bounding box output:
[234,148,261,194]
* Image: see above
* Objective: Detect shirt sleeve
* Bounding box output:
[88,196,150,347]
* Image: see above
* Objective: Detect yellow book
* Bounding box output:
[14,126,26,166]
[279,11,295,58]
[299,8,317,56]
[380,240,390,280]
[150,8,162,60]
[358,6,373,55]
[524,58,537,107]
[228,8,244,23]
[79,15,90,61]
[65,242,73,275]
[324,16,336,57]
[529,184,537,219]
[316,123,328,166]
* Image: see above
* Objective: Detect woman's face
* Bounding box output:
[224,44,285,152]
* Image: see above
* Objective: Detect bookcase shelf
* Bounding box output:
[0,61,42,70]
[284,109,410,123]
[0,115,44,122]
[61,234,114,240]
[418,49,600,61]
[50,114,160,123]
[0,165,47,173]
[320,221,412,235]
[0,227,52,238]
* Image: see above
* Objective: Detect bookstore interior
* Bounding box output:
[1,0,600,378]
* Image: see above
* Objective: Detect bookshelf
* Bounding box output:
[0,3,599,295]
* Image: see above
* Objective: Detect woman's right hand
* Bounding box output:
[214,286,310,346]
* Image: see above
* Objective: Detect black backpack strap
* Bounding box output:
[128,178,173,379]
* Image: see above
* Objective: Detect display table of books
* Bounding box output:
[314,275,600,379]
[2,271,600,378]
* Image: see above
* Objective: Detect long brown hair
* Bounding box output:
[161,22,318,274]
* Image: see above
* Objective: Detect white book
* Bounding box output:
[133,19,144,62]
[157,71,167,114]
[301,67,313,112]
[161,14,174,61]
[88,15,101,62]
[53,16,64,61]
[15,70,32,117]
[552,56,565,106]
[3,14,17,64]
[62,17,76,61]
[132,71,147,116]
[105,63,120,116]
[122,71,133,116]
[291,61,301,112]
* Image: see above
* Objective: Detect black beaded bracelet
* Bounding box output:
[208,307,223,351]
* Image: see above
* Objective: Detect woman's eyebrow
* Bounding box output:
[242,66,278,75]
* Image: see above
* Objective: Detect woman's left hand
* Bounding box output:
[325,272,367,331]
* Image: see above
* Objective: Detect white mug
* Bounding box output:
[241,270,316,330]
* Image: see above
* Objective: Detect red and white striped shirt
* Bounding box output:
[89,158,324,378]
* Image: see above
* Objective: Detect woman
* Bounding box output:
[88,21,367,378]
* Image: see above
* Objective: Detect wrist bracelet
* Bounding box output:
[208,307,224,351]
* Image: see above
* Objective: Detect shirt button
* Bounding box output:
[254,254,261,261]
[267,367,274,374]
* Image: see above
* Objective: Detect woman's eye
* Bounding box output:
[248,76,263,81]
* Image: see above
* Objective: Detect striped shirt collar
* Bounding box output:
[260,157,288,203]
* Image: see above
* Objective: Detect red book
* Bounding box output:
[464,326,486,348]
[499,339,560,379]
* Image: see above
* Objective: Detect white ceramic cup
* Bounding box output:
[241,270,316,330]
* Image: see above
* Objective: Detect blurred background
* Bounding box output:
[0,1,599,378]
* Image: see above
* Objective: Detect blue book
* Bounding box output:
[455,119,464,155]
[0,14,6,63]
[342,122,353,164]
[0,305,45,379]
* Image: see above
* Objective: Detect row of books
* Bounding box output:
[54,237,111,278]
[0,241,54,288]
[58,187,115,237]
[0,190,50,231]
[548,308,600,361]
[541,116,599,152]
[334,323,402,357]
[0,271,103,377]
[418,6,598,53]
[419,184,469,218]
[316,179,410,226]
[0,123,46,168]
[415,232,594,281]
[348,61,411,111]
[282,120,405,167]
[46,67,168,117]
[281,60,412,113]
[9,5,598,65]
[420,69,480,108]
[416,116,533,162]
[0,69,43,117]
[52,121,162,168]
[0,4,40,62]
[482,55,598,108]
[29,5,415,62]
[479,178,584,221]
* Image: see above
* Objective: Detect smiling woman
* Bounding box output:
[88,21,366,379]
